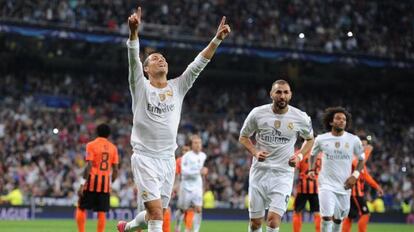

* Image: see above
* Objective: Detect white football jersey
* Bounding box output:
[180,150,207,191]
[311,131,364,194]
[240,104,313,172]
[127,40,209,158]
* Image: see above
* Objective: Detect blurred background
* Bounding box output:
[0,0,413,226]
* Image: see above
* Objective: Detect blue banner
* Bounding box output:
[0,206,410,223]
[0,23,413,69]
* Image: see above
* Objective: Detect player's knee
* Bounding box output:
[322,216,332,221]
[250,218,262,230]
[333,218,342,224]
[147,208,163,220]
[267,213,281,228]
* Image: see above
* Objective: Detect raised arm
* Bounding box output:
[127,6,145,101]
[128,6,141,42]
[176,16,231,95]
[200,16,231,60]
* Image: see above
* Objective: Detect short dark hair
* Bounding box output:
[96,123,111,138]
[359,135,372,144]
[143,51,162,68]
[322,106,352,131]
[271,79,290,88]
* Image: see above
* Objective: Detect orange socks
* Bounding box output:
[76,208,107,232]
[342,218,352,232]
[314,213,321,232]
[292,212,302,232]
[184,209,194,230]
[75,208,86,232]
[358,214,369,232]
[97,212,106,232]
[292,212,320,232]
[163,208,171,232]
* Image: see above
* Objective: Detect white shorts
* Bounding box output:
[248,168,294,219]
[319,189,350,220]
[177,187,203,210]
[131,153,175,209]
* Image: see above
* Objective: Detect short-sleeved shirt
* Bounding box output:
[84,137,119,193]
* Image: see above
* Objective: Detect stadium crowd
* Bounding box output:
[1,0,413,60]
[0,70,413,213]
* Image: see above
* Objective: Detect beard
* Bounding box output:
[275,100,288,109]
[333,126,344,133]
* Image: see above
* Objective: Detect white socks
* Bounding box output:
[175,210,184,231]
[125,210,147,231]
[322,220,333,232]
[193,212,202,232]
[148,220,163,232]
[248,224,279,232]
[266,226,279,232]
[332,222,342,232]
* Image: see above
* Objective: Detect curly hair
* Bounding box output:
[322,107,352,131]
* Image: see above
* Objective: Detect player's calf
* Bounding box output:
[145,200,164,220]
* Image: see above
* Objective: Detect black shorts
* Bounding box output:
[348,196,369,219]
[294,193,319,212]
[78,191,110,212]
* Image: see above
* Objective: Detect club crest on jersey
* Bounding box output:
[159,93,166,101]
[335,142,340,148]
[274,120,281,129]
[287,122,294,130]
[166,90,173,97]
[345,142,349,149]
[141,191,149,200]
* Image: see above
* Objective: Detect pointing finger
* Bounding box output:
[220,16,226,27]
[136,6,141,19]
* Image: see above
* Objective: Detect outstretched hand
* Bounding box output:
[215,16,231,40]
[128,6,142,34]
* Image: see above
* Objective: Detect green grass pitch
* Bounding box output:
[0,219,413,231]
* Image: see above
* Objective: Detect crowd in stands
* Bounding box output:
[1,0,413,60]
[0,68,413,214]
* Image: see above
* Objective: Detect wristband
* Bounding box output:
[79,178,86,185]
[352,170,360,179]
[211,37,222,46]
[297,153,303,161]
